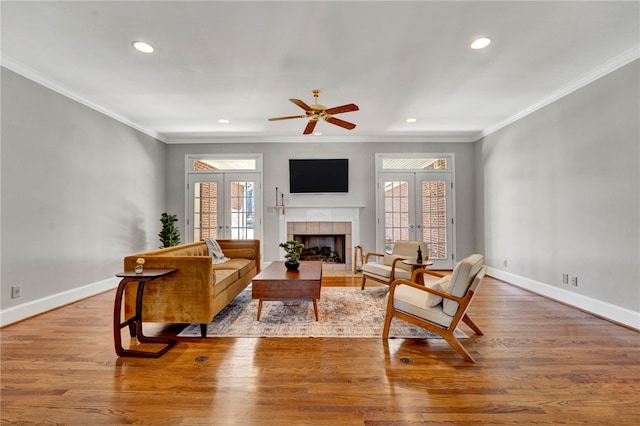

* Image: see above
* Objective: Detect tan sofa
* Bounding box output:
[123,239,260,337]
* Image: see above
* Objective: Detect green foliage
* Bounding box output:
[159,212,181,248]
[279,240,304,261]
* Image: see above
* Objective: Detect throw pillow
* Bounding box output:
[424,275,451,307]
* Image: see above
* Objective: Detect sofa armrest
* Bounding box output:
[122,255,215,321]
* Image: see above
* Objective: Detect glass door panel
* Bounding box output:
[228,178,256,240]
[188,174,223,242]
[188,172,261,242]
[417,172,452,268]
[379,172,453,268]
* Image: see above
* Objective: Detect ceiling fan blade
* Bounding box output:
[268,115,307,121]
[303,120,318,135]
[324,103,359,115]
[325,116,356,130]
[290,98,312,112]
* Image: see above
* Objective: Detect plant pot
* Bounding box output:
[285,260,300,271]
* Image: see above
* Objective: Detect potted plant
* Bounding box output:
[159,212,181,248]
[279,240,304,271]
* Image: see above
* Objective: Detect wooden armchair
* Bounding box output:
[360,240,428,290]
[382,254,487,362]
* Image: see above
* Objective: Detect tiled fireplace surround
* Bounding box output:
[279,207,361,271]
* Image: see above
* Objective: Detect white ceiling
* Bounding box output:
[2,1,638,143]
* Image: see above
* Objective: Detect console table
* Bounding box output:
[113,269,177,358]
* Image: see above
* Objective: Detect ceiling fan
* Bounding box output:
[268,89,359,134]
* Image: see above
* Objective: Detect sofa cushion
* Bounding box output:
[212,258,256,278]
[392,284,454,327]
[212,269,239,297]
[221,248,256,260]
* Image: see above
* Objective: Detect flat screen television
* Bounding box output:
[289,159,349,193]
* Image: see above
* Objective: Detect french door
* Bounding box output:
[378,172,454,269]
[186,172,260,242]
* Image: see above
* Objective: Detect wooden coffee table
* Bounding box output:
[251,261,322,321]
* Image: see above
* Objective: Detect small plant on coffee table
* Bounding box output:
[279,240,304,270]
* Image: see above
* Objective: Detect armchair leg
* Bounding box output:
[442,333,476,363]
[382,311,393,339]
[462,314,483,336]
[361,275,367,290]
[200,324,207,338]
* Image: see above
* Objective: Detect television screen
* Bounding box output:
[289,159,349,193]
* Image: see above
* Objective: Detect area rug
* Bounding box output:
[177,286,468,339]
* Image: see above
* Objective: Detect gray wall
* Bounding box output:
[165,142,478,264]
[479,59,639,311]
[1,68,167,310]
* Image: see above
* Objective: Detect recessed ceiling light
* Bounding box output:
[132,41,154,53]
[406,118,417,123]
[218,119,229,124]
[314,132,322,136]
[470,36,492,50]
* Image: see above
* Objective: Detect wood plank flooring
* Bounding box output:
[1,275,639,425]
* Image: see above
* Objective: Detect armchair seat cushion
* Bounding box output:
[392,283,454,328]
[362,262,412,281]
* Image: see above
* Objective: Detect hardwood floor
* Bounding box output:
[2,275,639,425]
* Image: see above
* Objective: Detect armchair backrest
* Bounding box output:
[383,240,429,272]
[442,254,484,316]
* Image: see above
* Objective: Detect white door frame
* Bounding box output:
[374,153,456,269]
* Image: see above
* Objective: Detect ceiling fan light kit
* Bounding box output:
[268,89,359,134]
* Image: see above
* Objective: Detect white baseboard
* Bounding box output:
[0,277,119,327]
[487,267,640,331]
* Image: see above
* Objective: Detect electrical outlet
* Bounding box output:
[571,276,578,286]
[11,285,21,299]
[562,274,569,284]
[502,259,508,267]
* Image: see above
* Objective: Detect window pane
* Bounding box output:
[192,159,256,171]
[382,158,447,170]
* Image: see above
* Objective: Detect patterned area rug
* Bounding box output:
[178,286,468,339]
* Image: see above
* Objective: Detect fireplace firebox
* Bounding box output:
[293,234,345,264]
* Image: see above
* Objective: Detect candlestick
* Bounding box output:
[275,187,278,205]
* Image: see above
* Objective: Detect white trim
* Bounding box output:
[162,134,477,144]
[0,277,119,327]
[476,45,640,141]
[1,55,165,143]
[488,267,640,331]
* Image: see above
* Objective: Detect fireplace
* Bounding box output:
[286,220,352,270]
[279,206,362,271]
[294,234,345,264]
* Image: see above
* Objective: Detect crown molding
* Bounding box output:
[4,43,638,147]
[159,133,478,144]
[476,45,640,141]
[1,55,166,143]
